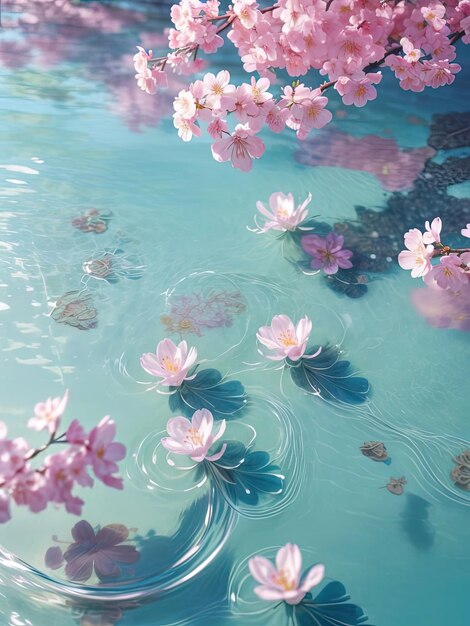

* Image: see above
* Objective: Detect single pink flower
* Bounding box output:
[249,543,325,605]
[257,315,318,362]
[335,74,382,108]
[400,37,423,63]
[301,232,353,275]
[421,4,447,30]
[398,228,433,278]
[161,409,227,462]
[211,124,265,172]
[461,223,470,238]
[251,192,311,233]
[140,338,197,387]
[28,390,68,434]
[173,114,201,142]
[249,76,272,105]
[233,0,259,29]
[87,417,126,489]
[173,89,197,119]
[202,70,236,110]
[430,254,466,290]
[423,217,442,244]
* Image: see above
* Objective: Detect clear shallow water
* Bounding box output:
[0,2,469,625]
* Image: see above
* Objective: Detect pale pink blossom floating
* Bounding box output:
[423,217,442,244]
[249,543,325,605]
[301,232,353,275]
[28,390,69,434]
[161,409,226,462]
[257,315,320,362]
[250,192,312,234]
[398,228,434,278]
[140,338,197,387]
[462,224,470,238]
[211,124,265,172]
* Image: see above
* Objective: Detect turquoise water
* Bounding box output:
[0,2,469,626]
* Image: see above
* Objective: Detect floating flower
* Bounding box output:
[301,232,353,275]
[141,339,197,387]
[250,192,312,233]
[384,476,407,495]
[28,390,68,434]
[423,216,442,244]
[161,290,245,336]
[398,229,433,278]
[161,409,227,462]
[71,209,112,234]
[462,223,470,238]
[249,543,325,605]
[256,315,317,362]
[51,291,98,331]
[45,520,140,582]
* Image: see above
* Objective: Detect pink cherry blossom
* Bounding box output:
[335,73,382,108]
[249,543,325,605]
[249,76,272,104]
[87,417,126,489]
[301,232,353,275]
[423,217,442,244]
[257,315,319,362]
[429,254,467,290]
[233,0,259,30]
[203,70,236,110]
[173,89,197,119]
[398,229,434,278]
[462,224,470,238]
[28,390,69,434]
[400,37,423,63]
[251,192,311,233]
[211,124,265,172]
[421,4,447,30]
[173,114,201,142]
[161,409,227,462]
[141,338,198,387]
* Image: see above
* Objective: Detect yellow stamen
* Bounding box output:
[185,427,203,446]
[273,570,296,591]
[277,331,297,347]
[161,356,180,373]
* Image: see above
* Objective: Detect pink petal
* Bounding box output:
[300,564,325,591]
[248,556,277,584]
[45,546,64,570]
[71,520,96,543]
[275,543,301,586]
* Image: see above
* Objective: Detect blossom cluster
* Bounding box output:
[0,392,126,523]
[398,217,470,290]
[134,0,469,170]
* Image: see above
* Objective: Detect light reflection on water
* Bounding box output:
[0,2,469,626]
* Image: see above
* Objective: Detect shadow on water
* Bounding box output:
[401,494,435,551]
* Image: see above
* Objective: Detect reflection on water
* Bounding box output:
[401,494,435,552]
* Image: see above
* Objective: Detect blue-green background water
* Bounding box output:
[0,2,469,625]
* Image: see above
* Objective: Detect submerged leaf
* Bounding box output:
[169,368,247,419]
[294,581,374,625]
[206,441,284,507]
[289,345,370,405]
